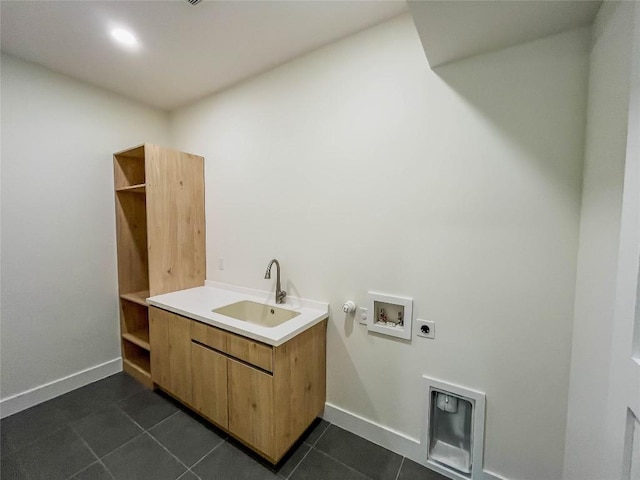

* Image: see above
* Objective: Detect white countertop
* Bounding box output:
[147,281,329,346]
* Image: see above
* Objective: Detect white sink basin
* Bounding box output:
[212,300,300,327]
[148,284,328,345]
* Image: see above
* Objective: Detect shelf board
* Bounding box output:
[114,144,145,158]
[123,359,152,387]
[116,183,146,193]
[120,290,150,307]
[122,330,150,351]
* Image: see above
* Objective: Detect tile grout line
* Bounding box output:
[116,402,181,433]
[7,376,150,458]
[7,423,69,454]
[119,402,222,479]
[3,375,147,480]
[96,430,148,461]
[98,459,118,480]
[176,470,198,480]
[146,430,198,475]
[82,405,148,459]
[311,448,376,480]
[187,469,203,480]
[117,408,194,475]
[394,457,405,480]
[285,421,331,479]
[67,424,116,480]
[309,422,331,447]
[314,424,405,480]
[61,459,99,480]
[65,378,146,479]
[284,444,314,479]
[114,385,149,405]
[64,459,117,480]
[188,438,227,471]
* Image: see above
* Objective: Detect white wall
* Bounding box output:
[171,15,589,480]
[563,3,637,479]
[0,54,170,409]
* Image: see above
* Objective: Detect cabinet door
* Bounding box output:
[191,342,228,429]
[228,359,274,459]
[149,308,192,404]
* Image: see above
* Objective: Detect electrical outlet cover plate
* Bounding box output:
[417,319,435,339]
[359,307,368,325]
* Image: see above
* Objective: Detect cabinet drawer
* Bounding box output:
[191,321,228,352]
[227,333,273,372]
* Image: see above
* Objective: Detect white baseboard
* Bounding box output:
[322,402,508,480]
[322,402,424,460]
[0,358,122,419]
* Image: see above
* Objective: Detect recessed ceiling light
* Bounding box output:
[110,28,139,50]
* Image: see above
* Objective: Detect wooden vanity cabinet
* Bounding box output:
[149,307,327,464]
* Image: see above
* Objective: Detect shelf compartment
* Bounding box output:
[123,359,152,388]
[115,192,148,295]
[122,330,150,351]
[116,184,146,193]
[121,299,149,352]
[120,290,150,307]
[114,145,145,189]
[123,342,150,372]
[123,341,151,387]
[123,358,151,378]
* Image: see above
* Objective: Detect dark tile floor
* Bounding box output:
[0,373,448,480]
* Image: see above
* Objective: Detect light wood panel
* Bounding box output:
[123,342,152,388]
[149,308,192,404]
[228,358,274,459]
[122,331,150,351]
[191,321,228,352]
[115,192,148,295]
[227,333,273,372]
[120,291,149,307]
[146,144,205,296]
[116,184,146,193]
[191,343,228,429]
[114,145,145,189]
[123,359,153,388]
[155,310,326,463]
[114,143,205,390]
[120,300,148,336]
[273,320,327,460]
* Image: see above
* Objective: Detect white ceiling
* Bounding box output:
[0,0,408,110]
[1,1,603,111]
[408,0,601,68]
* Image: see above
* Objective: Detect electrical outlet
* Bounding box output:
[218,257,224,270]
[358,307,368,325]
[417,319,435,339]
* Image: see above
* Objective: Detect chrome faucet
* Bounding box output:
[264,259,286,304]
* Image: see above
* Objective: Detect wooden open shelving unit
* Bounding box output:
[114,143,205,388]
